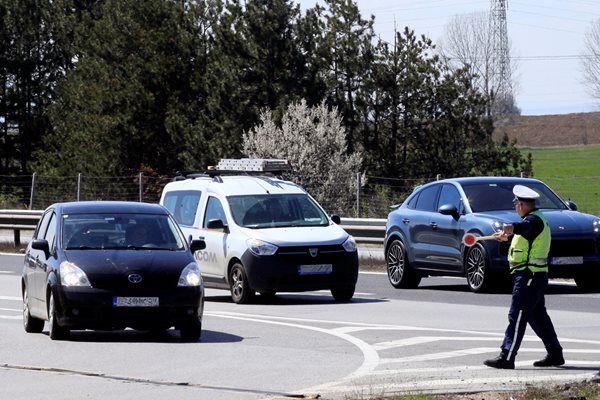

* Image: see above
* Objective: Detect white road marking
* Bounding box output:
[0,295,20,301]
[207,311,380,382]
[0,315,21,320]
[381,347,600,364]
[0,307,20,312]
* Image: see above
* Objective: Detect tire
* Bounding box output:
[23,288,44,333]
[465,244,492,293]
[48,291,69,340]
[574,269,600,292]
[331,286,355,302]
[386,239,421,289]
[229,263,255,304]
[179,322,202,341]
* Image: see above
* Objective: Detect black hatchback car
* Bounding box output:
[22,201,206,340]
[384,177,600,292]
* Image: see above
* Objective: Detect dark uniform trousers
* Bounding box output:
[501,269,562,362]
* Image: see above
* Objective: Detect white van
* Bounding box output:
[159,159,359,304]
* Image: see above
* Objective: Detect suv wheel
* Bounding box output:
[465,244,492,293]
[230,263,255,304]
[386,239,421,289]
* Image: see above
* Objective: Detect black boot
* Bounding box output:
[484,355,515,369]
[533,353,565,367]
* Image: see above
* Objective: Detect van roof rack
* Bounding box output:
[172,159,291,182]
[215,158,291,173]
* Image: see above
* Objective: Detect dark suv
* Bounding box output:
[384,177,600,292]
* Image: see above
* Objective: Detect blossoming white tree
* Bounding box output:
[243,100,362,215]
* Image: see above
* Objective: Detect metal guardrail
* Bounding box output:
[339,217,386,244]
[0,210,386,246]
[0,209,43,245]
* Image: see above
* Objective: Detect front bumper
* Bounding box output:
[54,286,204,330]
[241,249,359,293]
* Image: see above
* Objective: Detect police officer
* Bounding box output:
[483,184,564,369]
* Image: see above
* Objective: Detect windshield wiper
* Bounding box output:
[65,245,99,250]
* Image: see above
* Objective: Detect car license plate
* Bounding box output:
[298,264,333,275]
[113,297,159,307]
[550,256,583,265]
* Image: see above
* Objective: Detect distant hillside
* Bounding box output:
[493,111,600,147]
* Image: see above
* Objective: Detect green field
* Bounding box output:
[522,144,600,216]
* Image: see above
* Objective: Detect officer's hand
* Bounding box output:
[493,231,509,242]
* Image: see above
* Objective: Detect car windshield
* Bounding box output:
[62,213,186,250]
[462,181,569,213]
[228,194,329,228]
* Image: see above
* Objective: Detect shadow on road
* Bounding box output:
[58,328,243,344]
[205,292,387,306]
[416,280,583,295]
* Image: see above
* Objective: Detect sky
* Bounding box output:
[300,0,600,116]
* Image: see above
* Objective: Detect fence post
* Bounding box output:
[356,172,361,218]
[139,172,144,202]
[29,172,37,210]
[77,173,82,201]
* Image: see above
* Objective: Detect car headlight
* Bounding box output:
[178,262,203,287]
[593,219,600,234]
[491,220,503,232]
[342,236,357,252]
[246,238,278,256]
[60,262,91,287]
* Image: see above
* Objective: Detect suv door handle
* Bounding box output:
[402,218,410,224]
[430,222,438,229]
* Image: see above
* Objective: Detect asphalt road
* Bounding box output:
[1,253,599,399]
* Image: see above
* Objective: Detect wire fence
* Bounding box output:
[1,173,599,218]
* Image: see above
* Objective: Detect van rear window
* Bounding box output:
[163,190,201,226]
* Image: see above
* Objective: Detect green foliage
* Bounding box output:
[2,0,528,186]
[0,193,24,208]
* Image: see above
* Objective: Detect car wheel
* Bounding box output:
[331,286,355,302]
[230,263,255,304]
[23,288,44,333]
[386,239,421,289]
[574,269,600,292]
[465,244,492,293]
[179,322,202,341]
[48,291,69,340]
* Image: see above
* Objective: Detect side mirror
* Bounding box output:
[31,239,50,258]
[189,239,206,253]
[439,204,460,220]
[331,215,341,225]
[206,219,228,233]
[565,200,578,211]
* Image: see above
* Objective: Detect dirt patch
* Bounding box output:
[493,112,600,147]
[432,379,600,400]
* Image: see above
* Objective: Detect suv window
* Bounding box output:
[203,196,227,228]
[438,184,462,212]
[414,184,440,212]
[163,190,201,226]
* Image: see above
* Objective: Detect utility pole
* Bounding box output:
[490,0,513,116]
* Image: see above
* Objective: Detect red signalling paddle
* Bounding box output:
[462,233,497,247]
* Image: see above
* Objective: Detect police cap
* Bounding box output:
[513,184,540,202]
